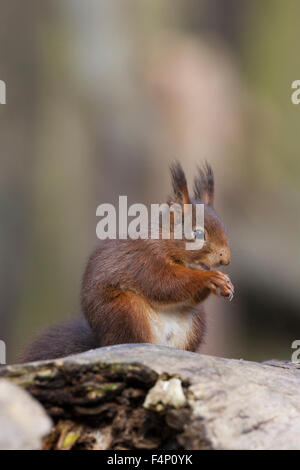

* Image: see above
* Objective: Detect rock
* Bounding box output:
[0,378,52,450]
[1,344,300,450]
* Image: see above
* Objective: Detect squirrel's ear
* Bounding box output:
[169,162,191,206]
[193,162,214,206]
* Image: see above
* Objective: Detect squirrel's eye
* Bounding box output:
[193,229,205,241]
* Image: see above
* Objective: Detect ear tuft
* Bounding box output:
[193,161,214,206]
[169,161,190,205]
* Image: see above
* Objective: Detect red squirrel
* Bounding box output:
[21,163,234,362]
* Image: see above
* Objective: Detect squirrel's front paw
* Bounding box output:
[205,270,234,301]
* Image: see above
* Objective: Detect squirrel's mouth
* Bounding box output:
[185,261,211,271]
[198,262,211,271]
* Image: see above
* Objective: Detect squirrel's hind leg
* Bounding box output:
[185,304,207,352]
[84,289,153,346]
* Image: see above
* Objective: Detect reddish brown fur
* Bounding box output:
[80,162,233,352]
[21,163,233,362]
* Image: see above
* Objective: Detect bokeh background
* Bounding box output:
[1,0,299,363]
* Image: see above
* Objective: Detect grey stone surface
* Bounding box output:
[0,378,52,450]
[67,344,300,449]
[2,344,300,449]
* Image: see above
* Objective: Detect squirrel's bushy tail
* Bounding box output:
[20,316,99,363]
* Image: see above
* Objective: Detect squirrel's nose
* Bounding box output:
[219,248,230,266]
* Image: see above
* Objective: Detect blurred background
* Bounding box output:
[1,0,299,363]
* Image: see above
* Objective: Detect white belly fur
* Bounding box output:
[148,302,194,349]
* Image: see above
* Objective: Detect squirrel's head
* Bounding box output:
[168,162,230,270]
